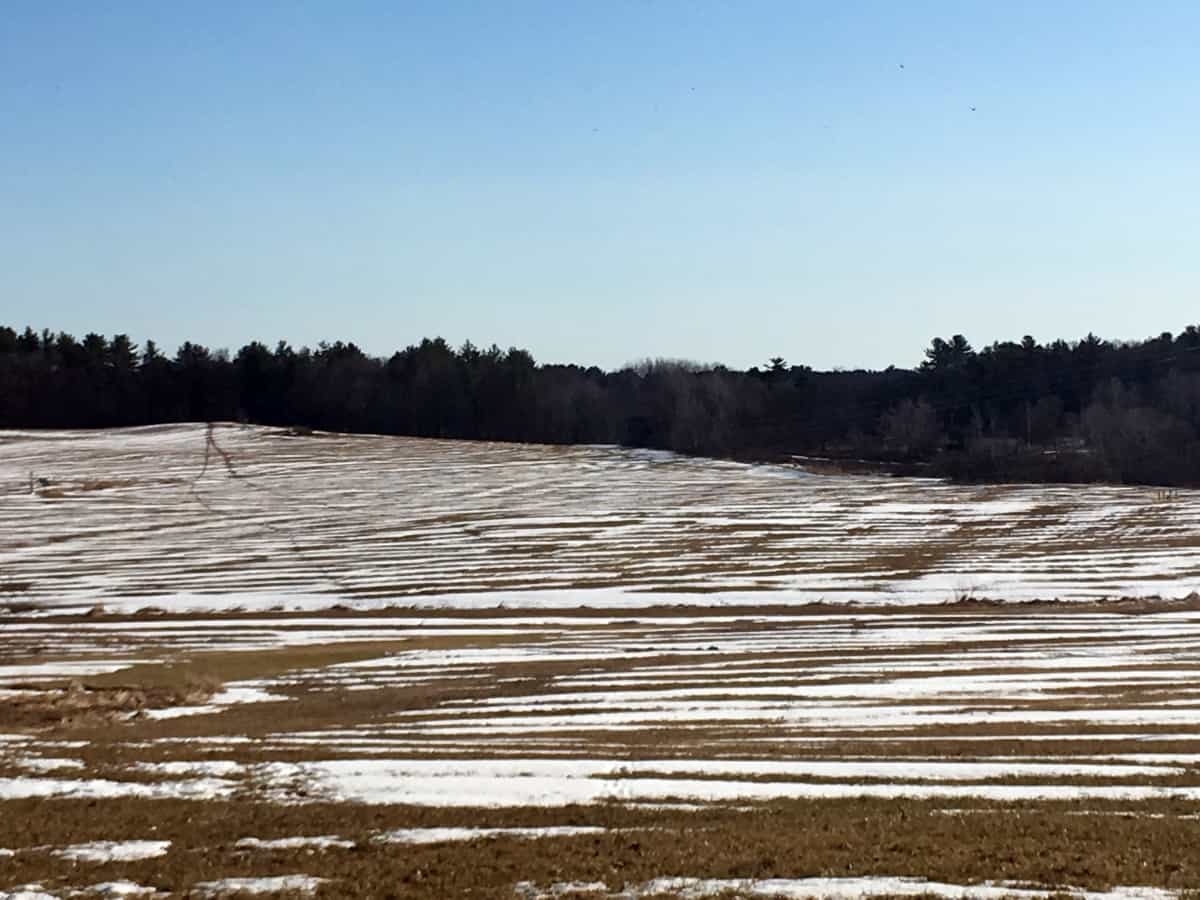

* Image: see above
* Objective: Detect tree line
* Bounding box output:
[5,323,1200,486]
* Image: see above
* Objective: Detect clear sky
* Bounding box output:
[2,2,1197,371]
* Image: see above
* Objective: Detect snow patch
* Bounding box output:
[235,835,355,851]
[53,841,171,863]
[82,882,159,897]
[0,776,234,801]
[191,876,327,896]
[515,876,1178,899]
[376,826,608,844]
[142,686,289,720]
[260,758,1200,807]
[13,757,85,773]
[0,887,59,900]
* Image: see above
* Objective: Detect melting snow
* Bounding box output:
[252,759,1200,807]
[0,776,234,801]
[142,686,289,720]
[515,876,1178,899]
[376,826,609,844]
[52,840,171,863]
[235,835,355,851]
[191,876,327,896]
[12,757,85,773]
[0,887,59,900]
[6,424,1200,611]
[84,884,159,897]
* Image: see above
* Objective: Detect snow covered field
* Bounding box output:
[2,424,1199,611]
[3,426,1200,897]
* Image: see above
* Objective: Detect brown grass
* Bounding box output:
[7,603,1200,895]
[2,797,1200,897]
[0,676,221,730]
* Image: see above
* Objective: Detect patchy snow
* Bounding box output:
[191,875,327,896]
[0,776,234,801]
[10,427,1200,823]
[254,759,1200,807]
[82,884,159,897]
[0,662,139,681]
[235,835,355,851]
[138,756,1181,797]
[517,883,609,898]
[131,760,243,778]
[398,702,1200,734]
[52,840,171,863]
[376,826,609,844]
[142,686,288,720]
[0,886,59,900]
[6,424,1200,612]
[515,876,1178,899]
[11,757,85,773]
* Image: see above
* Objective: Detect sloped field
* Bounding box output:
[1,424,1199,610]
[1,426,1199,898]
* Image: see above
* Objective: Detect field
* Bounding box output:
[2,425,1200,899]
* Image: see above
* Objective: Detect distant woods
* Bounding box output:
[5,324,1200,487]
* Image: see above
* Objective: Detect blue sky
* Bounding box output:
[2,2,1197,370]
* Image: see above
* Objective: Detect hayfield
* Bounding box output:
[2,425,1200,899]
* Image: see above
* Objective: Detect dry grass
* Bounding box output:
[2,797,1200,897]
[82,637,535,694]
[1,616,1199,896]
[0,677,220,730]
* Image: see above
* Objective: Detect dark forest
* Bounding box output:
[4,323,1200,487]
